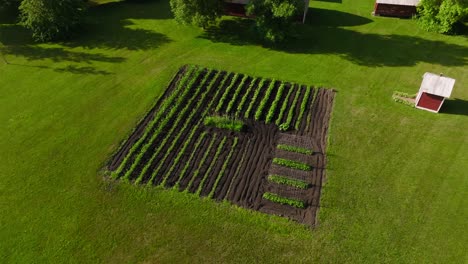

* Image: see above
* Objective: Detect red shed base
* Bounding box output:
[416,92,444,113]
[373,3,417,18]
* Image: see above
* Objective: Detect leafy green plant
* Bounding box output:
[277,144,313,155]
[226,75,248,114]
[417,0,468,34]
[263,192,306,208]
[268,175,309,189]
[204,115,245,132]
[285,86,301,129]
[245,78,266,118]
[275,84,294,125]
[215,73,239,112]
[272,158,312,171]
[278,123,290,131]
[170,0,222,29]
[255,79,276,120]
[236,77,258,117]
[208,138,239,198]
[266,82,285,123]
[295,86,311,130]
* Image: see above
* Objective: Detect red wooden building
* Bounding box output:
[415,73,455,113]
[373,0,420,18]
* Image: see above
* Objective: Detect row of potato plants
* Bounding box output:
[275,84,294,125]
[265,82,285,123]
[208,137,239,199]
[146,71,224,185]
[244,79,266,119]
[295,86,312,130]
[225,75,248,114]
[305,88,320,132]
[186,134,218,191]
[236,77,258,117]
[132,69,215,184]
[159,72,230,187]
[215,73,240,112]
[196,136,228,195]
[117,66,204,181]
[282,85,302,131]
[173,133,208,190]
[255,79,276,121]
[111,65,198,179]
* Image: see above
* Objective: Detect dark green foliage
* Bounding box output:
[263,192,305,208]
[417,0,468,34]
[204,115,245,132]
[266,82,285,123]
[277,144,313,155]
[275,85,294,125]
[226,75,248,114]
[19,0,86,42]
[246,0,303,42]
[169,0,222,28]
[245,78,266,118]
[255,79,276,120]
[268,175,309,189]
[272,158,312,171]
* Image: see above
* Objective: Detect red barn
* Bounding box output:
[415,73,455,113]
[373,0,420,18]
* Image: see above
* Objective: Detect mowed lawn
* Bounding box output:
[1,0,467,262]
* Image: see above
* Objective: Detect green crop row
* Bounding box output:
[186,134,218,191]
[196,136,228,195]
[272,158,312,171]
[112,65,198,178]
[266,82,285,123]
[224,138,249,199]
[208,137,239,199]
[283,86,301,131]
[204,115,245,132]
[131,69,214,184]
[226,75,248,114]
[255,79,276,121]
[295,86,312,130]
[215,73,239,112]
[120,67,205,181]
[173,132,207,190]
[149,71,224,185]
[236,77,258,117]
[244,78,266,119]
[262,192,306,208]
[275,84,294,125]
[305,88,319,132]
[267,175,309,189]
[277,144,313,155]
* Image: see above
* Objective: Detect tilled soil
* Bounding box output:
[108,66,335,227]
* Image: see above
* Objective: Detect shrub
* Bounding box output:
[263,192,305,208]
[268,175,309,189]
[417,0,468,34]
[204,115,245,132]
[272,158,312,171]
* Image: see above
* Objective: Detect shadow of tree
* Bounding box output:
[0,1,172,74]
[200,9,468,67]
[440,99,468,116]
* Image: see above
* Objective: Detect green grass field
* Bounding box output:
[1,0,467,262]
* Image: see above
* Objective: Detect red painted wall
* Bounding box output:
[417,92,444,112]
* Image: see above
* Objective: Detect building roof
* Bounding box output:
[419,72,455,98]
[376,0,420,6]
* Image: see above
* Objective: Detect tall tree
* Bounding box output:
[19,0,86,42]
[170,0,222,29]
[417,0,468,34]
[246,0,303,43]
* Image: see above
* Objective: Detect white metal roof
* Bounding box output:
[419,72,455,98]
[376,0,420,6]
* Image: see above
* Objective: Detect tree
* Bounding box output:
[19,0,86,42]
[417,0,468,34]
[170,0,222,29]
[246,0,303,43]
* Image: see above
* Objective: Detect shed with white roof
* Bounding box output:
[373,0,420,17]
[415,73,455,113]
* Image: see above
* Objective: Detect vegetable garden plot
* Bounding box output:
[107,65,335,227]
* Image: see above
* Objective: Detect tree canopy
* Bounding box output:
[246,0,303,43]
[417,0,468,34]
[169,0,222,29]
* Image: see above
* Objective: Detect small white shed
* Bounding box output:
[415,72,456,113]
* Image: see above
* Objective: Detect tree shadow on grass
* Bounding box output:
[0,1,172,74]
[200,9,468,67]
[440,99,468,116]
